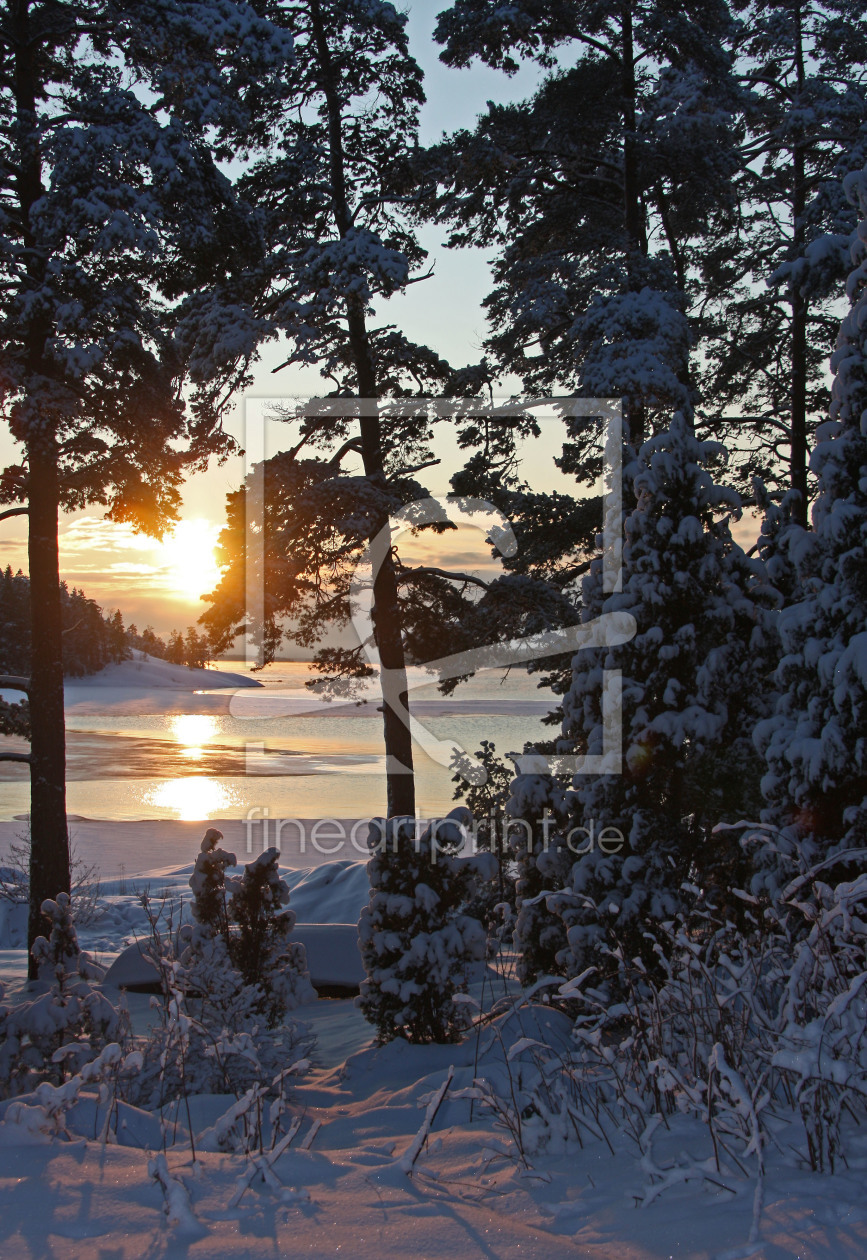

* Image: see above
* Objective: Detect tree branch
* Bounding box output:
[327,438,364,468]
[0,506,27,522]
[403,566,490,590]
[0,752,30,764]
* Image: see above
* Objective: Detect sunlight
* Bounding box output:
[144,776,236,821]
[157,519,222,600]
[170,714,218,761]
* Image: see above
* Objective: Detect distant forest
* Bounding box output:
[0,568,212,678]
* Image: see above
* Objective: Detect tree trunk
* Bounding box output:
[26,439,70,974]
[790,283,809,525]
[310,0,416,817]
[13,0,71,972]
[620,1,647,448]
[789,4,809,526]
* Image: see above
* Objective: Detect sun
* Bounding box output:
[157,519,223,600]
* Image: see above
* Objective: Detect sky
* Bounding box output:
[0,1,554,637]
[0,2,757,642]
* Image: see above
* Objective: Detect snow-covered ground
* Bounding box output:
[1,840,865,1257]
[1,662,864,1255]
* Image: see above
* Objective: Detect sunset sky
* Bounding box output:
[0,2,760,643]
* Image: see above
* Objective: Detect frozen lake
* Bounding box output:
[0,659,557,824]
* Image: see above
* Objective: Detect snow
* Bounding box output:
[0,832,866,1253]
[104,924,365,994]
[0,652,263,716]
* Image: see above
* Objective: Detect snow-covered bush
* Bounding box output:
[128,833,315,1109]
[3,1042,143,1145]
[0,893,129,1097]
[497,856,867,1182]
[130,894,313,1111]
[358,808,493,1043]
[754,162,867,884]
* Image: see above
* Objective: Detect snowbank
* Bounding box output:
[67,651,263,692]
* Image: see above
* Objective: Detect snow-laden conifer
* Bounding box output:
[433,0,737,447]
[358,808,493,1043]
[509,417,776,991]
[754,164,867,882]
[229,848,316,1022]
[183,830,314,1031]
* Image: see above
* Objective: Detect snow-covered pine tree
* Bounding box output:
[507,771,574,986]
[701,0,867,518]
[432,0,738,448]
[754,162,867,884]
[358,809,492,1043]
[0,0,292,969]
[229,848,316,1022]
[512,416,777,993]
[197,0,459,817]
[184,830,314,1029]
[0,893,128,1097]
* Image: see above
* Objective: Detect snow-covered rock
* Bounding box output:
[103,923,364,996]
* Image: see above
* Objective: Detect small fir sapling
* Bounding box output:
[184,829,314,1029]
[451,740,518,942]
[507,770,574,987]
[229,848,316,1022]
[0,893,129,1097]
[358,808,495,1044]
[189,827,236,937]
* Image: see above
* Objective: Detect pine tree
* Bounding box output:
[0,0,292,970]
[701,0,867,516]
[754,162,867,883]
[106,610,129,664]
[512,417,777,993]
[432,0,738,448]
[183,626,208,669]
[165,630,187,666]
[199,0,464,817]
[358,810,491,1043]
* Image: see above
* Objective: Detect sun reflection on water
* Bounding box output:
[144,777,238,821]
[170,715,219,761]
